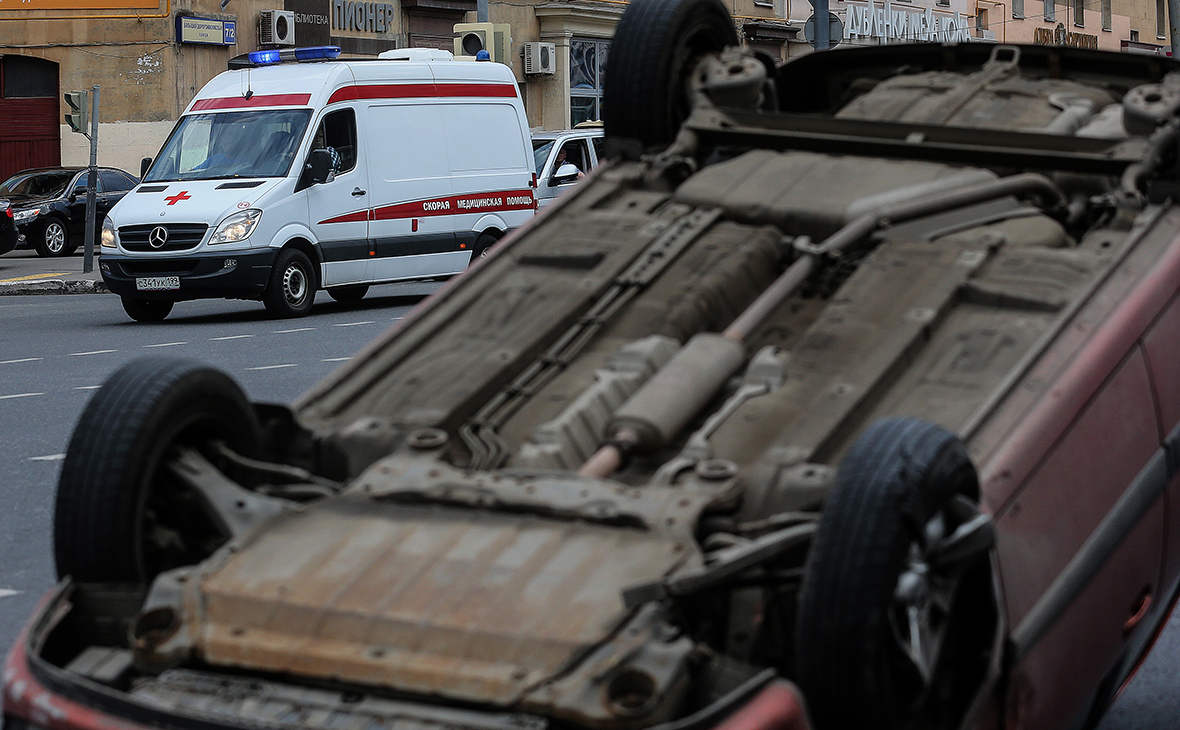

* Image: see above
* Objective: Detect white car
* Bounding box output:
[531,127,603,208]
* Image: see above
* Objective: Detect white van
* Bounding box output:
[99,46,536,321]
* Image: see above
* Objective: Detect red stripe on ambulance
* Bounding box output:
[318,190,536,225]
[191,93,312,111]
[327,83,518,105]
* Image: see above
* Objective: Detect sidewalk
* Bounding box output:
[0,249,107,295]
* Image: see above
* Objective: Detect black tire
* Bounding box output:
[602,0,738,152]
[327,284,369,303]
[122,297,174,322]
[263,248,316,318]
[470,232,501,264]
[796,418,998,730]
[54,357,262,583]
[34,217,70,257]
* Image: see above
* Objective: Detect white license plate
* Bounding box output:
[135,276,180,291]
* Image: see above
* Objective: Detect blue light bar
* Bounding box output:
[247,46,341,66]
[248,49,282,65]
[293,46,341,61]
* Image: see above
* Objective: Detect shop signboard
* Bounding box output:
[845,0,970,42]
[286,0,331,46]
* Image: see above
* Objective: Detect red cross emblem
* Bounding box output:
[164,190,192,205]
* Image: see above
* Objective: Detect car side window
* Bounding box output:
[73,173,104,197]
[562,140,590,174]
[312,108,358,175]
[100,169,134,192]
[591,136,604,164]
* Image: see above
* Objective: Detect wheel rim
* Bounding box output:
[890,495,995,704]
[283,263,308,306]
[45,222,66,253]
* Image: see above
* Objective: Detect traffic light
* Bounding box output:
[64,90,88,134]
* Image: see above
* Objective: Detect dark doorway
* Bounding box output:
[0,55,60,182]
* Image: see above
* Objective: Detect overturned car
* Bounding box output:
[7,1,1180,729]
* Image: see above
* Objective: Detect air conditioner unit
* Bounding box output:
[453,22,512,65]
[260,9,295,46]
[523,42,556,75]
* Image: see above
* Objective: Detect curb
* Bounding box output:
[0,278,108,296]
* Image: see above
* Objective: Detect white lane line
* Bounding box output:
[68,349,116,357]
[75,385,101,391]
[210,334,255,341]
[29,453,65,462]
[0,357,42,365]
[333,321,375,327]
[247,364,298,371]
[275,327,315,334]
[0,589,23,599]
[144,341,187,348]
[322,357,352,362]
[0,392,45,400]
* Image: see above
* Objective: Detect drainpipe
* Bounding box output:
[1169,0,1180,57]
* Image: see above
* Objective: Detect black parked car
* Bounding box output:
[0,200,16,256]
[0,166,139,257]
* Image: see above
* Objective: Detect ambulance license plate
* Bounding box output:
[136,276,180,291]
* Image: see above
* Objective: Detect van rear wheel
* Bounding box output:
[328,285,369,303]
[470,232,501,264]
[264,249,316,318]
[122,297,174,322]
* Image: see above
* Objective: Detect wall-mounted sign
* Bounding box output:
[1033,22,1098,49]
[332,0,395,33]
[845,1,970,43]
[286,0,331,45]
[177,16,236,45]
[0,0,156,9]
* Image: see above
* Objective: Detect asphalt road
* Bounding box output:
[0,276,1177,729]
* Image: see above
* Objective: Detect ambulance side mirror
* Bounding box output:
[308,150,333,185]
[140,157,153,179]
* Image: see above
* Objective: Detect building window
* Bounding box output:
[570,38,609,127]
[1131,28,1140,40]
[1044,0,1055,21]
[1159,0,1167,37]
[977,8,989,28]
[1101,0,1111,29]
[1013,0,1024,19]
[1073,0,1084,25]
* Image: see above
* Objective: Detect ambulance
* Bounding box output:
[99,46,536,321]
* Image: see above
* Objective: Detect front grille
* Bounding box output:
[118,259,201,276]
[120,223,208,252]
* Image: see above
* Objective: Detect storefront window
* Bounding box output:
[570,38,609,127]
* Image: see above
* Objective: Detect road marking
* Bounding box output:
[210,334,254,341]
[0,392,45,400]
[333,321,375,327]
[0,589,23,599]
[29,453,65,462]
[74,385,101,390]
[0,273,69,283]
[68,349,116,356]
[322,357,352,362]
[274,327,315,334]
[0,357,42,365]
[247,364,298,371]
[144,341,187,348]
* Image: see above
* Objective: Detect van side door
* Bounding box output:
[305,107,369,288]
[365,102,457,282]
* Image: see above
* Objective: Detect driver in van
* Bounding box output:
[312,127,342,176]
[555,145,586,180]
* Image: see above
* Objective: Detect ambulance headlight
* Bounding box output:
[100,216,117,248]
[211,209,262,244]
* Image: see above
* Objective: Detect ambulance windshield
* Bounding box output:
[145,109,313,182]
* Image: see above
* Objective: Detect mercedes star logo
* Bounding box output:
[148,226,169,249]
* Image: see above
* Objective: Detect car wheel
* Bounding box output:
[469,232,501,264]
[34,218,70,257]
[795,417,998,730]
[327,284,369,303]
[54,357,262,583]
[122,297,174,322]
[602,0,738,152]
[264,248,316,318]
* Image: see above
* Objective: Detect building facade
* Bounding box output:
[0,0,1157,180]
